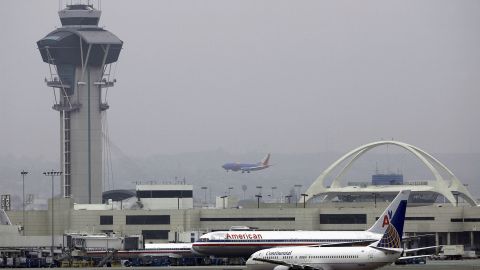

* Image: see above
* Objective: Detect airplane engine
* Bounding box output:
[273,266,290,270]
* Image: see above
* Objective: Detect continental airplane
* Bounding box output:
[246,190,410,270]
[222,153,271,173]
[192,190,410,258]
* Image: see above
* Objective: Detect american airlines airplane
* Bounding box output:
[192,190,409,258]
[246,190,410,270]
[222,153,271,173]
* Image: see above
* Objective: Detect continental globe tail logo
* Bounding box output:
[377,224,401,249]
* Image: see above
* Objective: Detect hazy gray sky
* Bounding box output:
[1,0,479,160]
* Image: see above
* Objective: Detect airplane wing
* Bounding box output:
[307,239,377,248]
[402,234,436,241]
[139,252,183,258]
[240,166,266,172]
[395,254,431,264]
[253,258,324,270]
[404,246,439,253]
[371,246,404,253]
[397,255,432,260]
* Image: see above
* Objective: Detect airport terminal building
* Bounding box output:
[3,141,480,253]
[4,193,480,251]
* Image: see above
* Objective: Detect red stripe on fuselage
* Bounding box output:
[193,243,319,247]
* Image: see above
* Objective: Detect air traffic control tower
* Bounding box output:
[37,2,122,204]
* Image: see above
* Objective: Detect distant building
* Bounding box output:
[372,173,403,185]
[215,196,239,209]
[136,184,193,210]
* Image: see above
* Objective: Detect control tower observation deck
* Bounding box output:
[37,2,123,204]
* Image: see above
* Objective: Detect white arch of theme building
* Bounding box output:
[304,140,477,206]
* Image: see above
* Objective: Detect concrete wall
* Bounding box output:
[141,198,193,210]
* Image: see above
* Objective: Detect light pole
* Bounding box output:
[271,186,277,200]
[294,184,302,208]
[241,185,247,200]
[201,187,208,206]
[177,190,183,210]
[20,170,28,236]
[285,195,292,204]
[294,184,302,199]
[452,191,460,207]
[256,186,263,196]
[228,187,234,196]
[255,195,262,208]
[301,193,309,208]
[43,170,62,256]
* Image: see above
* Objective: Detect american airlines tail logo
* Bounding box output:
[382,210,393,228]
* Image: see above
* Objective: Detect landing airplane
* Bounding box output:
[192,190,410,258]
[246,190,410,270]
[222,153,271,173]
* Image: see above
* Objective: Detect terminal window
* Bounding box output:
[137,190,193,198]
[376,216,435,221]
[142,230,169,240]
[126,215,170,225]
[405,217,434,221]
[320,214,366,224]
[200,217,295,222]
[100,215,113,225]
[464,218,480,222]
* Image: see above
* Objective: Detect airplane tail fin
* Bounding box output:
[261,153,271,166]
[367,190,410,237]
[370,190,409,250]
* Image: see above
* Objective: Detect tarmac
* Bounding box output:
[25,259,480,270]
[382,259,480,270]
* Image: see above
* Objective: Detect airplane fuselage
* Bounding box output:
[192,230,379,257]
[246,246,401,270]
[223,163,257,171]
[222,154,271,173]
[222,163,270,173]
